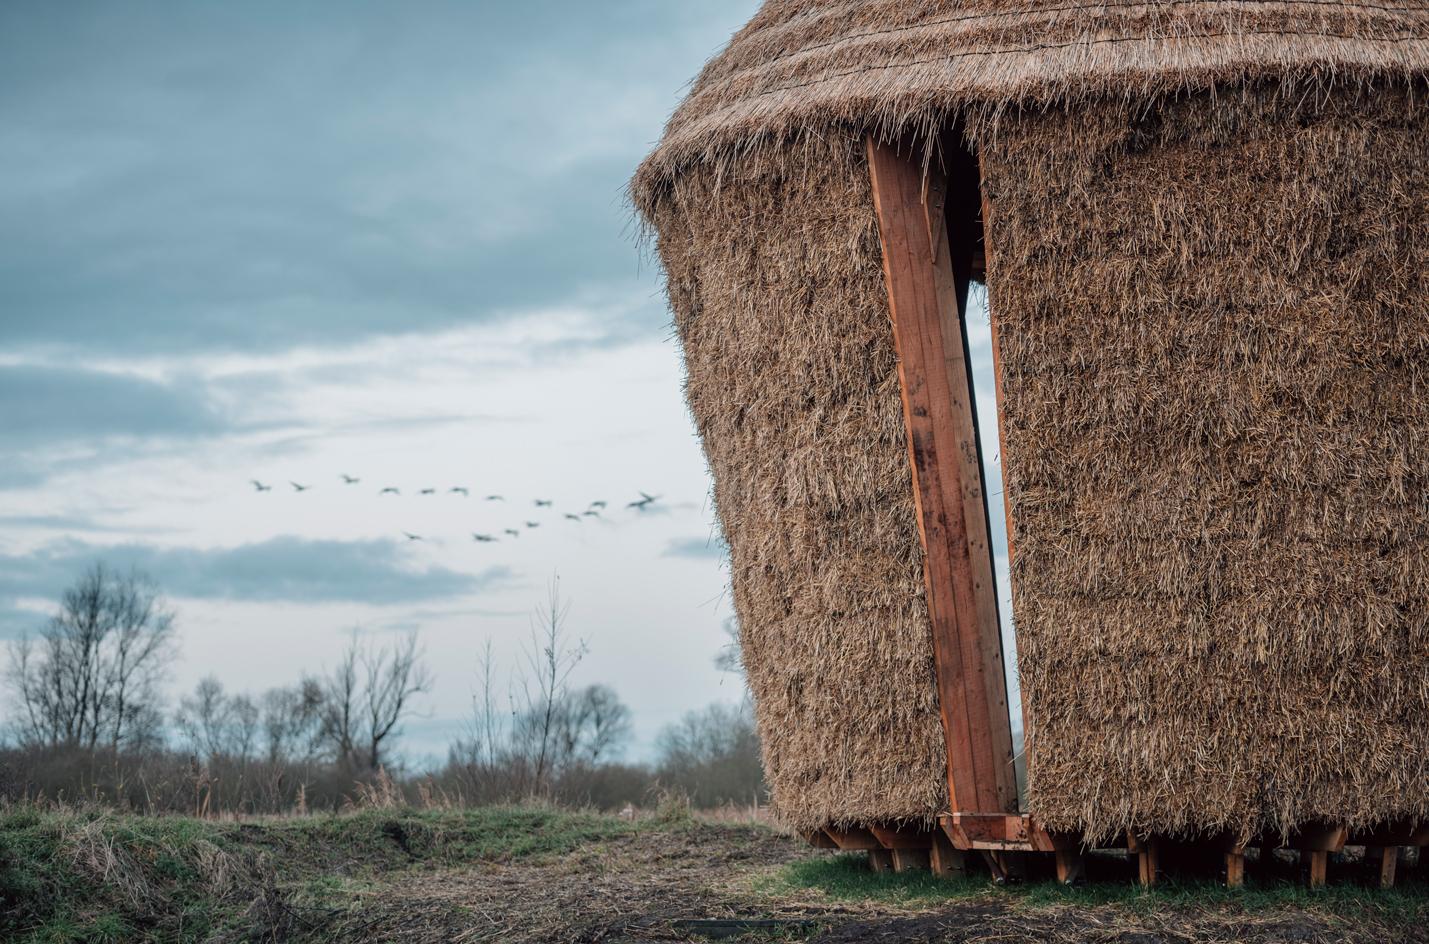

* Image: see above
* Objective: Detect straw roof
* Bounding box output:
[634,0,1429,204]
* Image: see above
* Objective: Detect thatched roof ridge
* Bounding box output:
[633,0,1429,208]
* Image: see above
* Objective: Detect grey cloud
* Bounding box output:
[0,1,757,356]
[0,536,509,637]
[0,365,224,442]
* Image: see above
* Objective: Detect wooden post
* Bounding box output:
[1225,850,1246,888]
[930,833,967,878]
[1137,839,1160,888]
[1366,846,1399,889]
[867,134,1016,817]
[1304,850,1328,889]
[892,848,932,873]
[1055,849,1086,885]
[868,849,895,873]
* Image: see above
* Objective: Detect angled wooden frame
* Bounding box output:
[866,134,1017,815]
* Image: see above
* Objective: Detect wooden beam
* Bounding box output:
[1304,850,1328,889]
[866,134,1016,816]
[823,826,883,851]
[868,825,935,850]
[803,829,840,850]
[1137,839,1161,888]
[892,848,933,873]
[929,833,967,877]
[1366,846,1399,889]
[1055,849,1086,885]
[1225,850,1246,888]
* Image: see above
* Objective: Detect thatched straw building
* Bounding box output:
[634,1,1429,845]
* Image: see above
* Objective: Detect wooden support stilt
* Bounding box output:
[929,833,967,878]
[892,848,932,873]
[1366,846,1399,890]
[979,849,1009,883]
[1137,839,1160,888]
[1055,848,1085,885]
[1225,849,1246,888]
[1304,850,1329,889]
[868,849,894,873]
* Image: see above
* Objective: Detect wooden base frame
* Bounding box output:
[805,818,1427,889]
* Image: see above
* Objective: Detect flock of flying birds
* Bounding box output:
[248,475,661,544]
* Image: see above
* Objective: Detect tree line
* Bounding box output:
[1,565,764,816]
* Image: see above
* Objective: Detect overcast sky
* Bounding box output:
[0,1,763,764]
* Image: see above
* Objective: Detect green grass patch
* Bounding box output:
[773,851,1429,921]
[0,804,645,943]
[761,853,987,905]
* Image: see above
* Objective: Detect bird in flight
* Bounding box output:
[588,500,607,509]
[564,513,582,522]
[627,492,660,509]
[472,533,498,543]
[486,494,505,502]
[504,528,520,538]
[582,509,601,518]
[525,521,540,529]
[251,480,272,492]
[402,531,423,541]
[450,487,469,497]
[533,499,552,507]
[379,487,400,495]
[290,482,311,492]
[340,474,360,484]
[420,488,436,495]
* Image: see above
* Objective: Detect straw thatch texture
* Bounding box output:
[650,136,949,832]
[632,0,1429,206]
[977,82,1429,841]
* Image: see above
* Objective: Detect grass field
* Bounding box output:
[2,805,1426,942]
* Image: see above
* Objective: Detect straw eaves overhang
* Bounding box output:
[633,0,1429,207]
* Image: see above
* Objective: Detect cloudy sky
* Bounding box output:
[0,1,764,763]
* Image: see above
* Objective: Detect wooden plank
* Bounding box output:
[1138,839,1161,888]
[1225,851,1246,888]
[803,829,840,850]
[1366,846,1399,889]
[1055,849,1085,885]
[930,833,967,877]
[823,826,883,851]
[868,825,935,850]
[1290,824,1348,853]
[892,848,932,873]
[867,135,1016,816]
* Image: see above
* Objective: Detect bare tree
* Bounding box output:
[260,679,325,764]
[5,564,176,751]
[314,630,430,771]
[176,676,232,759]
[457,638,505,770]
[554,684,632,766]
[318,639,361,768]
[362,630,432,770]
[517,576,586,791]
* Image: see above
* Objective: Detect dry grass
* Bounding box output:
[979,82,1429,842]
[632,0,1429,209]
[640,16,1428,841]
[651,132,948,833]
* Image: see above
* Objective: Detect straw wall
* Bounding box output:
[649,136,948,832]
[978,82,1429,841]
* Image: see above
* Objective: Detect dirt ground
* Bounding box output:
[301,822,1429,944]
